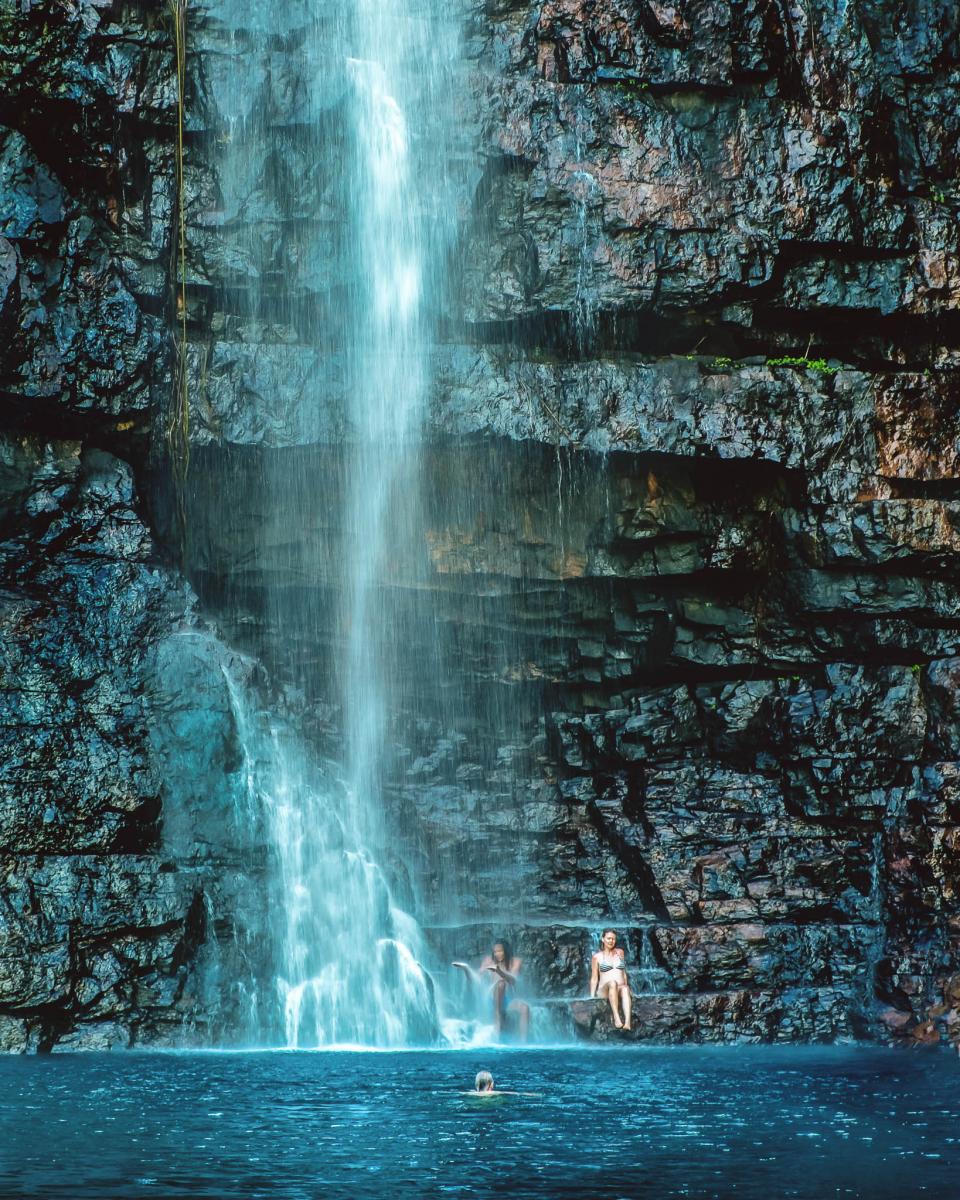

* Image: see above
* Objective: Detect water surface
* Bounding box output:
[1,1047,957,1198]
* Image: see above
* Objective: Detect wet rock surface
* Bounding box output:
[1,0,959,1049]
[0,431,269,1050]
[0,1,268,1051]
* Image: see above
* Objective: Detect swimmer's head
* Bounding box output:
[475,1070,494,1093]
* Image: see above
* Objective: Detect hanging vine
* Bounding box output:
[167,0,190,549]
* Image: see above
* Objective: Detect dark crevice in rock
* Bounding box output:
[161,281,347,342]
[882,476,960,500]
[109,796,162,854]
[452,306,960,369]
[749,307,960,365]
[622,768,656,841]
[0,96,163,207]
[585,793,670,920]
[596,78,773,100]
[467,151,535,214]
[32,1010,74,1054]
[0,390,152,464]
[182,274,958,376]
[76,919,185,952]
[456,308,708,359]
[172,891,208,972]
[633,2,692,50]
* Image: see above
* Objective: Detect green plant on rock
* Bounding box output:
[711,355,733,369]
[612,79,650,97]
[766,355,838,377]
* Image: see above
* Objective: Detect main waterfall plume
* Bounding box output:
[201,0,464,1046]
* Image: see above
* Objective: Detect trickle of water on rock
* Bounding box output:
[570,168,602,355]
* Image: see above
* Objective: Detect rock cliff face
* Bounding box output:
[0,0,271,1051]
[1,0,959,1049]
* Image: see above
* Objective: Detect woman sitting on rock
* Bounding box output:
[590,928,632,1031]
[453,939,530,1041]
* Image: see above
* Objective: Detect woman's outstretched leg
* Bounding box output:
[621,986,632,1031]
[492,979,507,1032]
[604,982,623,1028]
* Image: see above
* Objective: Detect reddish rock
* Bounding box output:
[911,1021,941,1047]
[875,374,960,483]
[879,1008,914,1034]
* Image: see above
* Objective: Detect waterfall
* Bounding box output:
[202,0,464,1046]
[341,26,428,853]
[214,655,439,1047]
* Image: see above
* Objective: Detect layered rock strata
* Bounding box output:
[1,0,959,1049]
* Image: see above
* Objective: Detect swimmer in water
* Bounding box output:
[462,1070,539,1098]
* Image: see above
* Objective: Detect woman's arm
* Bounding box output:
[589,953,599,998]
[452,961,482,986]
[486,961,519,986]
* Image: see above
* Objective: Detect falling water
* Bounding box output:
[211,650,439,1046]
[341,17,430,852]
[571,168,602,354]
[202,0,465,1045]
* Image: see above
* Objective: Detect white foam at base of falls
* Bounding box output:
[222,657,441,1046]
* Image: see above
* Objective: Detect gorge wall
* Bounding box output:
[1,0,959,1050]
